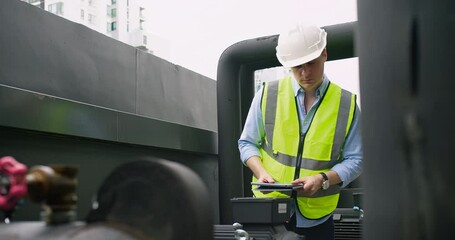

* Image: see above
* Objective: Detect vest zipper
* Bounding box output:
[291,131,305,201]
[291,95,306,199]
[293,132,305,180]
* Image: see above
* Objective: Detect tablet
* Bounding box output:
[251,182,297,188]
[251,182,303,191]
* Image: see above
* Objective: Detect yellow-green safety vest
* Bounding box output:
[252,76,356,219]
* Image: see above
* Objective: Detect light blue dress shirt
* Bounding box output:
[238,74,363,228]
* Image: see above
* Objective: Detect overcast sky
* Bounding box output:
[144,0,359,95]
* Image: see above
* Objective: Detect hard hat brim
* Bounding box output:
[277,47,325,68]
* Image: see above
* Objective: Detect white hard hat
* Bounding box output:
[276,24,327,68]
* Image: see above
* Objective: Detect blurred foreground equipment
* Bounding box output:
[0,157,213,240]
[85,158,213,240]
[0,156,78,224]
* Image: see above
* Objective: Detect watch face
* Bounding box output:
[320,172,329,190]
[322,180,330,190]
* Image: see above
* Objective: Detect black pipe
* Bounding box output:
[216,22,357,224]
[357,0,455,238]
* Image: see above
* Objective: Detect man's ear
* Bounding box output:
[322,48,328,61]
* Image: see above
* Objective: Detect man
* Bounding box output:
[238,24,363,240]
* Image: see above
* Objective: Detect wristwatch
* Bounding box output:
[320,172,330,190]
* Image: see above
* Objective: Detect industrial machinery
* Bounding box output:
[214,197,302,239]
[0,155,362,240]
[0,157,213,240]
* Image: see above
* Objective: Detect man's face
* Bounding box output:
[291,49,327,92]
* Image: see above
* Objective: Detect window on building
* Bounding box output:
[111,8,116,18]
[126,22,129,32]
[143,36,147,45]
[111,0,116,4]
[140,7,145,18]
[48,2,64,15]
[140,20,144,30]
[107,22,117,32]
[88,13,95,24]
[81,9,85,19]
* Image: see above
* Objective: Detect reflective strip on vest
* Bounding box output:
[253,76,356,219]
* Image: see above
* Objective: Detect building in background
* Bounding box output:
[21,0,170,59]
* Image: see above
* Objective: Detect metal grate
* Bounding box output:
[214,225,276,240]
[333,207,363,239]
[334,218,363,239]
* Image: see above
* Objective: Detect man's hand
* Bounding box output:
[257,173,275,183]
[291,174,323,196]
[246,156,275,183]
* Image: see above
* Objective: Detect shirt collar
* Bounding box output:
[291,74,330,97]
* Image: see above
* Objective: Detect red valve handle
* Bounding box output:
[0,156,28,211]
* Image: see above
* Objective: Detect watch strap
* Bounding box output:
[320,172,328,181]
[320,172,329,190]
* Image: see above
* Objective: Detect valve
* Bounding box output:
[27,164,78,224]
[0,156,78,224]
[0,156,28,223]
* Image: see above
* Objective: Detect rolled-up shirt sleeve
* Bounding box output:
[238,88,265,165]
[331,105,363,188]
